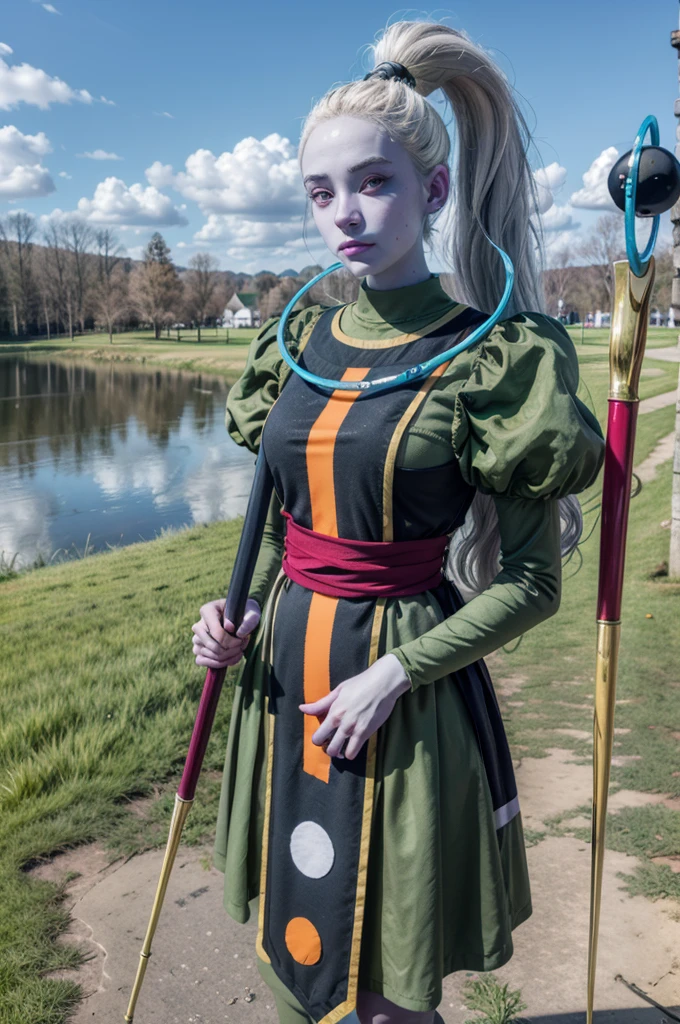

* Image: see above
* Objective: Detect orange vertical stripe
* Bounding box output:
[306,367,370,536]
[303,591,339,783]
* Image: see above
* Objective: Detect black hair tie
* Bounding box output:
[363,61,416,89]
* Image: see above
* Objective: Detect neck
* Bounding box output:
[364,241,432,291]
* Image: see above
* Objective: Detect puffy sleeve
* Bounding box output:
[225,305,325,454]
[451,312,604,499]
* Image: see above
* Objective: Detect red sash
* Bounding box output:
[281,510,448,598]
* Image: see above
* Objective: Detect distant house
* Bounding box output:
[222,291,260,328]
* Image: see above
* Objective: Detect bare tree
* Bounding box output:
[130,232,182,339]
[649,242,672,318]
[575,213,626,311]
[62,219,95,333]
[93,229,128,342]
[43,224,76,339]
[542,244,574,318]
[183,252,219,342]
[0,212,37,336]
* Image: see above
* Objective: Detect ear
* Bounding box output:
[424,164,450,214]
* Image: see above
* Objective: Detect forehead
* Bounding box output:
[300,116,407,176]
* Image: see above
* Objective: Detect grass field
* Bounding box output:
[0,328,259,380]
[0,346,679,1023]
[565,324,679,349]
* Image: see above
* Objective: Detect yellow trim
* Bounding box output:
[381,361,452,541]
[255,696,275,963]
[331,304,467,348]
[316,599,386,1024]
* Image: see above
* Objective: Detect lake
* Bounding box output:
[0,356,256,568]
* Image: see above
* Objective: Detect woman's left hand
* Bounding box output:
[299,653,411,761]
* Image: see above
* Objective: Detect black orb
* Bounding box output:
[608,146,680,217]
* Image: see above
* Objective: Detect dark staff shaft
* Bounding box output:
[124,447,274,1022]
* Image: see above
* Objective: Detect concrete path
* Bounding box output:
[646,347,680,363]
[636,432,676,484]
[638,390,678,415]
[32,749,680,1024]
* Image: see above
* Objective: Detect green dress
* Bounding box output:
[213,276,604,1016]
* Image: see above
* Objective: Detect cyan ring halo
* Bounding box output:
[276,236,515,396]
[625,114,660,277]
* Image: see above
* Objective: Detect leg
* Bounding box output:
[356,990,439,1024]
[256,957,314,1024]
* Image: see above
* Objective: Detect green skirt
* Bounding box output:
[213,579,531,1013]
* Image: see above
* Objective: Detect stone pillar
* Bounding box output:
[670,17,680,577]
[670,27,680,336]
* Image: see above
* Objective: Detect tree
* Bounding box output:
[576,213,626,311]
[650,242,672,318]
[0,212,37,336]
[93,229,128,343]
[62,219,95,333]
[43,223,76,339]
[130,233,182,339]
[542,245,574,319]
[183,252,219,341]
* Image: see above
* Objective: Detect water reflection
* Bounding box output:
[0,356,255,567]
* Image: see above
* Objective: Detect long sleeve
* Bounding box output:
[248,488,285,610]
[388,495,561,691]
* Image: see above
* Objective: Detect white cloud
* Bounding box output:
[100,95,116,106]
[153,111,174,119]
[0,486,54,569]
[539,203,580,232]
[570,146,619,210]
[194,213,303,247]
[533,162,567,214]
[42,4,60,13]
[147,133,303,220]
[58,170,71,179]
[77,149,123,161]
[74,176,188,226]
[530,162,579,235]
[0,43,13,56]
[0,55,93,110]
[0,124,55,198]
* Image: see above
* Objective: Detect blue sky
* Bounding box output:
[1,0,678,272]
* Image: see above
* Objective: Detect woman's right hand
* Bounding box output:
[191,597,262,669]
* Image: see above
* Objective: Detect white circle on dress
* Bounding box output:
[289,820,335,878]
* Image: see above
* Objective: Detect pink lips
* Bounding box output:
[339,242,374,257]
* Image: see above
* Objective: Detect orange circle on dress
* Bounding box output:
[284,917,322,965]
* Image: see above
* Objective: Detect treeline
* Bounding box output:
[540,213,672,321]
[0,216,232,343]
[0,210,672,342]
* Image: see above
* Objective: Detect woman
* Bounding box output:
[192,21,604,1024]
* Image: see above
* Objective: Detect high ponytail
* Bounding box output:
[300,20,546,317]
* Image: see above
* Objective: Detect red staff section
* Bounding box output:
[597,399,639,623]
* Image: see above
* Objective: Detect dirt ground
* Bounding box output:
[30,746,680,1024]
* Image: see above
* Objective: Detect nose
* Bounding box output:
[334,190,362,232]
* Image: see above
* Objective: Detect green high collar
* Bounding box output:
[339,274,461,339]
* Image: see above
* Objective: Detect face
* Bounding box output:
[300,116,449,290]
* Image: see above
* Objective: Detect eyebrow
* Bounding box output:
[303,156,392,186]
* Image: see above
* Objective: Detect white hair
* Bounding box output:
[299,20,583,593]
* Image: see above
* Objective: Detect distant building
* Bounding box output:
[222,291,260,328]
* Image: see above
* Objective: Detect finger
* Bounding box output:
[202,603,232,643]
[325,723,352,759]
[193,637,244,663]
[343,733,365,761]
[299,691,337,715]
[194,627,242,656]
[236,610,261,638]
[195,653,234,669]
[311,711,342,747]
